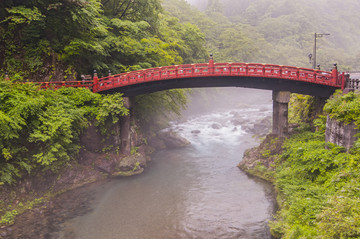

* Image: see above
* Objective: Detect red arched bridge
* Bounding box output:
[34,59,351,142]
[38,59,347,98]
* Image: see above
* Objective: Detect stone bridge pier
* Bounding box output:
[272,91,291,137]
[120,96,135,155]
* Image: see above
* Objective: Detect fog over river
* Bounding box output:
[53,88,276,239]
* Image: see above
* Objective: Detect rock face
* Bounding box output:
[239,134,284,169]
[325,115,358,151]
[238,134,285,181]
[80,124,108,152]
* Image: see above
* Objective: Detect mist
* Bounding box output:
[185,0,208,10]
[181,88,272,120]
[170,0,360,71]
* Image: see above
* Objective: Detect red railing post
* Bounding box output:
[93,70,99,92]
[341,72,346,90]
[296,68,300,81]
[331,63,338,86]
[209,54,214,74]
[262,65,265,76]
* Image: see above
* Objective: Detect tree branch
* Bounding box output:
[119,0,134,19]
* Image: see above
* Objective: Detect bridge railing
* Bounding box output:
[346,78,360,90]
[31,61,344,93]
[93,62,342,92]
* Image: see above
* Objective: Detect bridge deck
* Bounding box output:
[37,61,346,97]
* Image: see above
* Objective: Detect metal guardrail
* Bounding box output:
[346,78,360,90]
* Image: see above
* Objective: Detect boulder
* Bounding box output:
[117,154,147,171]
[158,131,190,148]
[147,136,167,150]
[242,124,255,133]
[231,118,246,126]
[211,123,222,129]
[253,116,271,135]
[94,159,115,174]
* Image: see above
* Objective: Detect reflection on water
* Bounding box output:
[56,99,276,239]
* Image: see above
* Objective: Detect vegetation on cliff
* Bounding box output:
[0,80,129,186]
[0,0,203,184]
[241,91,360,238]
[0,1,197,226]
[324,90,360,127]
[270,130,360,238]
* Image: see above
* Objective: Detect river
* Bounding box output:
[3,88,276,239]
[51,88,276,239]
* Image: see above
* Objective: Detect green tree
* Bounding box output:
[0,0,107,79]
[0,81,128,185]
[102,0,161,29]
[206,0,223,15]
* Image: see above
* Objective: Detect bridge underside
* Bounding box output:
[99,76,338,98]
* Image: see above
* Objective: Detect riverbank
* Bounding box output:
[53,106,274,238]
[239,121,360,238]
[1,99,276,238]
[238,133,285,182]
[0,128,189,238]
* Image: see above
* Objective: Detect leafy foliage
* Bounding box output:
[324,90,360,125]
[267,94,360,238]
[289,94,316,124]
[0,0,207,80]
[3,6,43,25]
[0,81,128,185]
[317,196,360,238]
[0,209,18,225]
[96,93,129,126]
[0,0,208,185]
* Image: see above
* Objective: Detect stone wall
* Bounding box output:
[325,115,358,151]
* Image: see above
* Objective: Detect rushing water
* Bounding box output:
[51,89,276,239]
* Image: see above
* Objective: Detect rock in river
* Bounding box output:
[211,123,222,129]
[191,130,201,134]
[158,131,190,148]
